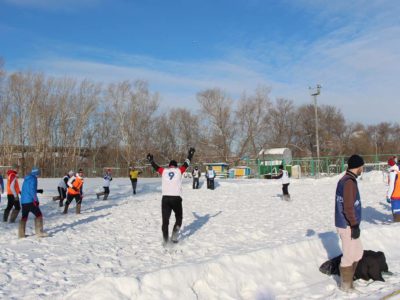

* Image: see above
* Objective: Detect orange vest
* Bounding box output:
[7,171,20,196]
[68,176,84,195]
[391,171,400,200]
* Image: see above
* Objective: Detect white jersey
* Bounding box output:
[103,173,112,187]
[192,169,200,178]
[281,170,290,184]
[58,175,69,189]
[206,170,216,179]
[161,167,184,196]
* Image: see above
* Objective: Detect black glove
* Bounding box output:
[37,189,44,194]
[188,147,196,160]
[351,224,360,239]
[146,153,154,162]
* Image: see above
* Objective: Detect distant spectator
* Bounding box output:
[205,166,216,190]
[192,166,201,189]
[129,166,142,195]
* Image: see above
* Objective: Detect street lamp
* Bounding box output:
[309,84,322,177]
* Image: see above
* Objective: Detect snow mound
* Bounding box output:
[66,224,400,300]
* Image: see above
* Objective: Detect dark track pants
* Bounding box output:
[193,178,199,189]
[161,196,182,241]
[66,194,82,206]
[21,203,42,221]
[282,183,289,195]
[131,179,137,194]
[58,187,66,199]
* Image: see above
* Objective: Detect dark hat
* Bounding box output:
[78,168,83,173]
[347,154,364,169]
[169,160,178,167]
[195,166,198,170]
[279,165,284,170]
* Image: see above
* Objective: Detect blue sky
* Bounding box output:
[1,0,400,124]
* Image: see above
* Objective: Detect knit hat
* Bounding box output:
[388,158,396,166]
[31,167,40,176]
[169,160,178,167]
[68,170,74,176]
[347,154,364,169]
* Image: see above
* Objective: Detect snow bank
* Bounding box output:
[66,224,400,300]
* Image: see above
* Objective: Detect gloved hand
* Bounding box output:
[351,224,360,239]
[188,147,196,160]
[33,200,39,207]
[146,153,154,162]
[37,189,44,194]
[15,195,20,202]
[387,197,391,204]
[72,186,79,192]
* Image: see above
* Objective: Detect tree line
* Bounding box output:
[0,58,399,176]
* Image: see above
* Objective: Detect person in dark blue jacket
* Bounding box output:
[0,171,4,203]
[335,154,364,291]
[18,167,47,238]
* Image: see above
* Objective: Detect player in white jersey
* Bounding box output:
[147,147,195,245]
[273,164,291,200]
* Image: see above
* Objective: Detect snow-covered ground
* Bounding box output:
[1,171,400,299]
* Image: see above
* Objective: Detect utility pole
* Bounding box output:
[309,84,321,178]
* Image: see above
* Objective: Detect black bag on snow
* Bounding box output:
[319,250,389,282]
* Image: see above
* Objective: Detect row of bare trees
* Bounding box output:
[0,59,399,176]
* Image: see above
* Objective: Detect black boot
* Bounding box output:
[63,203,69,214]
[162,226,169,246]
[103,194,108,200]
[3,209,11,222]
[9,209,20,223]
[59,199,64,207]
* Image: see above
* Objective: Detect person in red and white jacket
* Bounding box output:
[147,147,195,245]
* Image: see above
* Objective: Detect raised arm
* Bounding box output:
[147,153,162,174]
[181,147,195,172]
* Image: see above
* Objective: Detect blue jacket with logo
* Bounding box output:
[335,171,362,228]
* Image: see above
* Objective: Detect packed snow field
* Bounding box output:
[1,171,400,299]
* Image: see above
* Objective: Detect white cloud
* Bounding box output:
[5,0,400,124]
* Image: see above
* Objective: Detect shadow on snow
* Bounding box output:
[181,211,222,240]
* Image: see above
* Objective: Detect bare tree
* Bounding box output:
[108,80,159,166]
[235,86,272,159]
[197,88,235,162]
[267,98,297,149]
